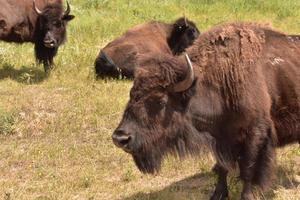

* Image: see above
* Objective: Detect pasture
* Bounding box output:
[0,0,299,199]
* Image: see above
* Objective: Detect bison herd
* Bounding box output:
[0,1,299,200]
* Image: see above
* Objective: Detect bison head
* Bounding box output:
[95,50,121,79]
[34,0,74,48]
[112,53,210,173]
[95,44,138,79]
[168,17,200,55]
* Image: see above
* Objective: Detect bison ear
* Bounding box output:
[63,15,75,22]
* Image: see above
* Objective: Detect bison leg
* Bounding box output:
[241,182,255,200]
[210,163,229,200]
[239,121,276,200]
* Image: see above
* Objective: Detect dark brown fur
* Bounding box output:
[112,23,300,200]
[94,17,200,79]
[0,0,74,72]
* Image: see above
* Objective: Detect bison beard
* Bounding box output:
[132,146,163,174]
[126,97,216,174]
[34,41,58,70]
[131,118,214,174]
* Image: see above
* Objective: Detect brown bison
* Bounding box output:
[0,0,74,72]
[94,17,200,79]
[112,23,300,200]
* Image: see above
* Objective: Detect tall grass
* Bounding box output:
[0,0,299,199]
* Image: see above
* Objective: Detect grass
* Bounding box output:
[0,0,299,199]
[0,109,16,135]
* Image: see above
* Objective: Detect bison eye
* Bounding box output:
[145,98,167,115]
[159,101,167,107]
[53,21,62,28]
[154,99,168,111]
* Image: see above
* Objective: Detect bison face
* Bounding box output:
[34,0,74,48]
[113,90,173,173]
[168,17,200,55]
[112,53,204,173]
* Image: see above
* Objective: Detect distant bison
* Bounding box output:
[0,0,74,72]
[95,17,200,79]
[112,23,300,200]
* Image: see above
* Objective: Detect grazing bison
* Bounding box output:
[0,0,74,72]
[112,23,300,200]
[94,17,200,79]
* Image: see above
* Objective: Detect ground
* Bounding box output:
[0,0,299,199]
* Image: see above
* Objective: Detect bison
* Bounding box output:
[94,17,200,79]
[112,23,300,200]
[0,0,74,72]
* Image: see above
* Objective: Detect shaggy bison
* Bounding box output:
[112,23,300,199]
[95,17,200,79]
[0,0,74,72]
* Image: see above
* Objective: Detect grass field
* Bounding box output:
[0,0,300,199]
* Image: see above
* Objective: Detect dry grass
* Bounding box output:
[0,0,299,199]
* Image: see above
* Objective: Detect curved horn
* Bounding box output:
[64,1,71,16]
[172,53,195,93]
[184,14,188,26]
[33,0,43,15]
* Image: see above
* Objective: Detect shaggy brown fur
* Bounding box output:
[94,17,200,79]
[0,0,74,72]
[112,22,300,200]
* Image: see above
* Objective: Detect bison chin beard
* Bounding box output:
[132,147,164,174]
[130,123,214,174]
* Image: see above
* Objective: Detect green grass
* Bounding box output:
[0,109,16,135]
[0,0,300,199]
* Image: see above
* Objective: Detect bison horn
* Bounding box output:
[184,15,188,26]
[33,0,43,15]
[64,1,71,16]
[172,53,195,93]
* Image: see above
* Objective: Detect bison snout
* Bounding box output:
[112,129,134,153]
[43,32,57,48]
[43,39,56,48]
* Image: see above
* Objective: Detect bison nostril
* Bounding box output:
[112,129,133,150]
[119,135,131,146]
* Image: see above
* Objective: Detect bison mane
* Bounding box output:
[185,23,281,110]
